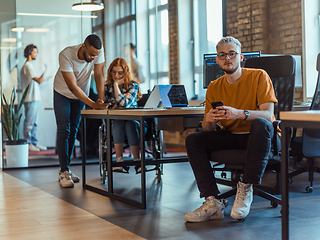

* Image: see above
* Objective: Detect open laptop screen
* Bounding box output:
[144,85,189,108]
[159,85,189,108]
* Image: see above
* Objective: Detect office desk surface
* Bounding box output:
[81,107,204,117]
[280,110,320,121]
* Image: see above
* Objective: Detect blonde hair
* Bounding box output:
[216,36,241,52]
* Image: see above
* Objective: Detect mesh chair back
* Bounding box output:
[244,55,296,119]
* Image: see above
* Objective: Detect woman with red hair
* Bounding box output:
[105,57,144,173]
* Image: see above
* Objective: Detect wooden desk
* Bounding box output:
[280,110,320,240]
[81,107,204,208]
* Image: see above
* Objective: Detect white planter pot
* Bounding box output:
[5,140,29,168]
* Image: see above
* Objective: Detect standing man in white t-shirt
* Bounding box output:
[21,44,47,152]
[54,34,109,188]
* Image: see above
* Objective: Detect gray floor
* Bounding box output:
[5,158,320,240]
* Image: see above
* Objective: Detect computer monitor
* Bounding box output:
[203,51,261,88]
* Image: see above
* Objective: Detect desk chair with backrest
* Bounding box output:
[98,92,164,182]
[210,55,296,209]
[289,53,320,193]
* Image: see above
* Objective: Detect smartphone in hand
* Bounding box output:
[211,101,223,109]
[105,99,115,103]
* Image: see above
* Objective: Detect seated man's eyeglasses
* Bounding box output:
[218,51,240,60]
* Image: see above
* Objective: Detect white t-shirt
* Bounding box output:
[53,44,105,99]
[20,61,41,102]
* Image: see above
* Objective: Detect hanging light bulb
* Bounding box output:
[72,2,104,11]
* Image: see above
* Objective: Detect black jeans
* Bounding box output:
[185,117,281,198]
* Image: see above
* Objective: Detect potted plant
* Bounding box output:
[2,85,30,167]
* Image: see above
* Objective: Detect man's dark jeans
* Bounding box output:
[54,90,85,172]
[185,117,281,198]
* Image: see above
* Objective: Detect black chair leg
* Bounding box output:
[253,187,282,208]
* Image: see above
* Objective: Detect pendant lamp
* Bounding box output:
[72,2,104,11]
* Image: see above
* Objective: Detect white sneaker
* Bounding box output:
[69,170,80,182]
[230,181,253,220]
[29,144,40,152]
[36,144,47,151]
[59,170,80,183]
[59,170,74,188]
[184,196,225,222]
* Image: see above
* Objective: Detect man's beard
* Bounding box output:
[84,50,93,63]
[221,64,239,74]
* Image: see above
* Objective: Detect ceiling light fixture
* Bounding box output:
[12,27,25,32]
[17,13,97,19]
[72,2,104,11]
[26,28,50,33]
[2,38,17,43]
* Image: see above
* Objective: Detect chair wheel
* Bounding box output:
[270,201,278,208]
[306,186,313,193]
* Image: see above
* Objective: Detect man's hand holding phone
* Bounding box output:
[212,101,227,121]
[206,101,228,123]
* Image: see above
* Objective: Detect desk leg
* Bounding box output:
[82,118,86,187]
[106,118,113,193]
[140,118,147,209]
[281,126,289,240]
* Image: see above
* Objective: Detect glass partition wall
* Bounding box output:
[0,0,225,169]
[0,0,102,168]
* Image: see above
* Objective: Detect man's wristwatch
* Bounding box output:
[243,110,249,121]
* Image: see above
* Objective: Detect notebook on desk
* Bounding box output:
[144,84,189,109]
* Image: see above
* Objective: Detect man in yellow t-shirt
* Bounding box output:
[184,36,279,223]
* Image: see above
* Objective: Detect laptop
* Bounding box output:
[144,85,189,109]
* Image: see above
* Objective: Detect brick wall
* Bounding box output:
[225,0,303,101]
[225,0,302,55]
[168,0,179,84]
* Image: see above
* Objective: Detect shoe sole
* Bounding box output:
[185,207,225,222]
[60,182,74,188]
[71,178,80,183]
[230,210,249,220]
[60,184,74,188]
[113,166,129,173]
[58,176,80,182]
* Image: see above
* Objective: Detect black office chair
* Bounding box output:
[210,55,296,209]
[289,53,320,193]
[98,93,164,183]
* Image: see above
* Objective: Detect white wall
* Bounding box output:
[302,0,320,100]
[135,0,150,94]
[178,0,194,100]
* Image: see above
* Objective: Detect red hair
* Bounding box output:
[106,58,141,100]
